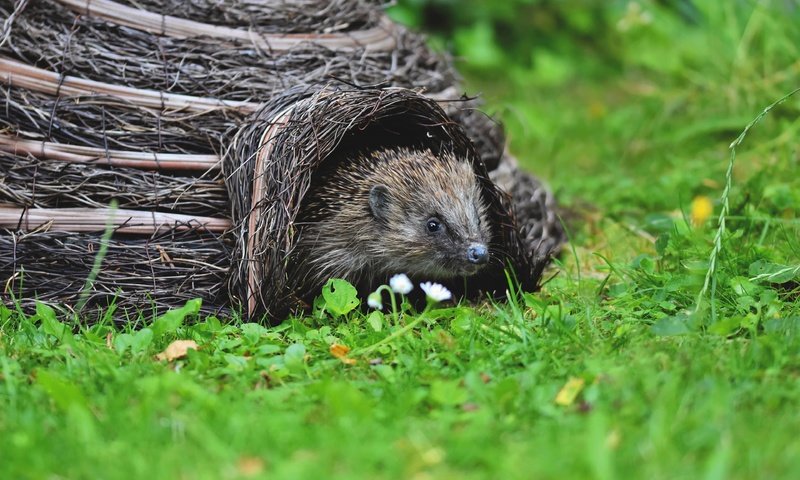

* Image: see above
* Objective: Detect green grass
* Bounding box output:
[3,1,800,478]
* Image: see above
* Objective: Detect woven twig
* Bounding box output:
[1,229,232,320]
[55,0,397,51]
[0,85,244,154]
[113,0,380,33]
[0,135,220,171]
[0,151,226,215]
[2,0,455,102]
[0,207,231,234]
[0,57,260,113]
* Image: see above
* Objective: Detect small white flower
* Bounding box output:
[389,274,413,295]
[420,282,452,302]
[367,292,383,310]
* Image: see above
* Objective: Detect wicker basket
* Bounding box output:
[0,0,563,321]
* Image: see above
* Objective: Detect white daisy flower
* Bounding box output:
[367,292,383,310]
[389,273,413,295]
[420,282,452,302]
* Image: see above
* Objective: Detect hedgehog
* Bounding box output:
[289,146,492,301]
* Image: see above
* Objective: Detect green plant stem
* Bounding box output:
[373,285,400,324]
[75,200,118,314]
[695,87,800,317]
[356,305,435,355]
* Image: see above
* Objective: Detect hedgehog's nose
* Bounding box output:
[467,243,489,265]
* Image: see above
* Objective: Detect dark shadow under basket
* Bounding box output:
[225,86,551,321]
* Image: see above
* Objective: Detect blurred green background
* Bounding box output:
[389,0,800,213]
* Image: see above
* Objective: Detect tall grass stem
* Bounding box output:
[695,87,800,316]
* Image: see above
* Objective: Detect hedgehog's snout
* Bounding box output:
[466,243,489,265]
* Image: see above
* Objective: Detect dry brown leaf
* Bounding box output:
[155,340,198,361]
[105,332,113,350]
[329,343,350,358]
[329,343,356,365]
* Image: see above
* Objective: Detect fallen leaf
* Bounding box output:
[105,332,113,350]
[329,343,350,358]
[329,343,356,365]
[555,377,585,406]
[236,456,265,477]
[155,340,198,361]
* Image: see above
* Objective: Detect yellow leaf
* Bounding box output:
[329,343,356,365]
[554,377,585,406]
[155,340,198,361]
[691,195,713,227]
[329,343,350,358]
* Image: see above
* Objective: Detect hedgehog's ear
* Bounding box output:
[369,184,391,221]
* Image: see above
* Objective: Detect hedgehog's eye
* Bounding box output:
[426,217,443,234]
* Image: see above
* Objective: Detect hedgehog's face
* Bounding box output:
[367,158,492,279]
